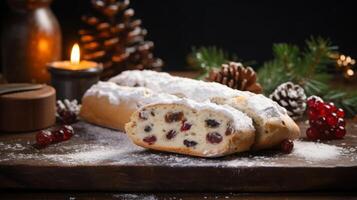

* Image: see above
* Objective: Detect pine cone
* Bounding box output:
[56,99,81,124]
[207,62,262,93]
[79,0,163,79]
[269,82,307,120]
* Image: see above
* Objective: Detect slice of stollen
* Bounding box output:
[125,99,255,157]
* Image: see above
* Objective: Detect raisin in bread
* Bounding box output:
[109,70,300,150]
[125,99,255,157]
[80,81,179,130]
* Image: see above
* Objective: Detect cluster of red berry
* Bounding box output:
[306,96,346,140]
[35,100,78,148]
[36,125,74,148]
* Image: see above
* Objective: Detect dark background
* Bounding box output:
[1,0,357,71]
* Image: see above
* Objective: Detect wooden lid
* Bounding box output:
[0,85,56,132]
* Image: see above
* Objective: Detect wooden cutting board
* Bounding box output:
[0,121,356,192]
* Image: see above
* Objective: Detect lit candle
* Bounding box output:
[50,43,99,71]
[47,43,103,101]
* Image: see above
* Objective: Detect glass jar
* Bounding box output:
[1,0,61,83]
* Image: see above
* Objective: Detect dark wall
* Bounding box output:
[1,0,356,71]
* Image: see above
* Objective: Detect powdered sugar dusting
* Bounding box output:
[292,141,342,161]
[0,122,356,167]
[84,82,254,131]
[109,70,289,131]
[108,70,287,118]
[83,81,179,108]
[109,70,249,102]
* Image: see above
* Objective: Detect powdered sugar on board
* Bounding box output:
[0,122,356,167]
[292,141,343,161]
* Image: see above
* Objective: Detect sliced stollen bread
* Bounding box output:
[80,81,179,131]
[109,70,300,150]
[125,99,255,157]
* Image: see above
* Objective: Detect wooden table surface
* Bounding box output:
[1,191,357,200]
[0,120,357,199]
[1,71,357,199]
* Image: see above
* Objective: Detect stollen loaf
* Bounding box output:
[80,81,256,157]
[109,70,300,150]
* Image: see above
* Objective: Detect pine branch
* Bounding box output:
[258,36,357,116]
[187,46,259,80]
[258,37,336,95]
[188,46,240,79]
[323,90,357,116]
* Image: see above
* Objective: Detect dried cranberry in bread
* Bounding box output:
[125,99,255,157]
[110,70,300,150]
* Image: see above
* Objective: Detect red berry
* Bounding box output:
[306,97,346,141]
[336,108,345,118]
[180,120,192,131]
[337,118,345,127]
[309,119,317,127]
[36,130,53,146]
[60,125,74,141]
[52,129,65,142]
[306,127,320,140]
[334,126,346,139]
[280,139,294,154]
[326,113,338,126]
[315,117,327,131]
[307,98,316,108]
[315,101,325,109]
[318,105,328,117]
[308,109,319,121]
[321,128,334,140]
[328,102,337,112]
[143,135,157,145]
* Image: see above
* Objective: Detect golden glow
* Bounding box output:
[38,38,49,52]
[346,69,354,77]
[337,60,342,66]
[70,43,80,64]
[346,56,352,63]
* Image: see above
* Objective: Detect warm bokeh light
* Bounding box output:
[346,69,354,77]
[70,43,80,64]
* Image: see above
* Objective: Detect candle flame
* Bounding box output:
[71,43,80,64]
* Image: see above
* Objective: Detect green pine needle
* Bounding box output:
[191,46,232,71]
[188,46,240,79]
[258,36,357,116]
[187,38,357,117]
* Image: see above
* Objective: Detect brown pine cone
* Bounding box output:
[79,0,163,79]
[56,99,81,124]
[207,62,262,93]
